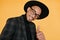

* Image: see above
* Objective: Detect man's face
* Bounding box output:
[26,6,42,22]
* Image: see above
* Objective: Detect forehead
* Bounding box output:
[32,6,40,8]
[31,6,42,14]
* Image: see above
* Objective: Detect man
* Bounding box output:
[0,1,49,40]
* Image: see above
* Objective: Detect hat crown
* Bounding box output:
[24,1,49,19]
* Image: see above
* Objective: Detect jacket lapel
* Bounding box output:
[29,22,36,40]
[21,15,28,40]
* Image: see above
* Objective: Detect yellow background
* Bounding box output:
[0,0,60,40]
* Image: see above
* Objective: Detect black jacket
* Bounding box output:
[0,14,38,40]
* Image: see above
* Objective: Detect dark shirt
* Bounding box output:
[23,14,32,40]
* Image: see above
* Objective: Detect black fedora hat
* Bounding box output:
[24,1,49,19]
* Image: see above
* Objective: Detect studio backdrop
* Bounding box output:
[0,0,60,40]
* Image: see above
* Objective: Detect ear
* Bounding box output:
[27,7,31,12]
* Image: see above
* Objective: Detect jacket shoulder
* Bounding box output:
[7,17,18,21]
[6,16,21,24]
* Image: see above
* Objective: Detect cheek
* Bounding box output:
[39,10,42,15]
[27,13,31,19]
[27,12,32,17]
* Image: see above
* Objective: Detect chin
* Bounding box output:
[27,18,34,22]
[27,19,32,22]
[29,19,34,22]
[28,20,32,22]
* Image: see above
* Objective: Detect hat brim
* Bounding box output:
[24,1,49,19]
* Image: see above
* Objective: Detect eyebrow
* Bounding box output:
[30,7,36,12]
[30,7,40,15]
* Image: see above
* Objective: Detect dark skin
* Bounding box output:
[26,6,45,40]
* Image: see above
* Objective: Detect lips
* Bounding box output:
[30,16,35,21]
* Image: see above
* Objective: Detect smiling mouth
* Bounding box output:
[30,16,34,20]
